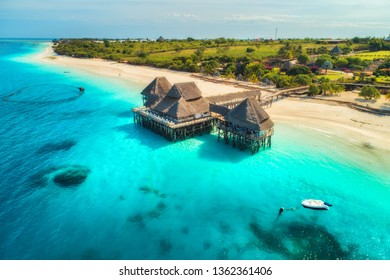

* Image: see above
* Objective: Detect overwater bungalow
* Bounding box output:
[133,77,274,154]
[140,76,172,107]
[134,81,214,141]
[215,97,274,154]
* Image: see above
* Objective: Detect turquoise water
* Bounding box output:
[0,40,389,260]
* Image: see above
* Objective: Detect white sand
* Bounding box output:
[268,98,390,151]
[32,44,390,152]
[32,44,241,97]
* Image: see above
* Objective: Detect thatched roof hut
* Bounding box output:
[153,82,210,122]
[330,45,342,55]
[227,97,274,131]
[141,77,172,107]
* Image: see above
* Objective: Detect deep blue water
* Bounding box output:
[0,40,389,260]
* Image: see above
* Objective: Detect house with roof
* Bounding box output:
[133,77,274,153]
[152,82,210,123]
[215,97,274,154]
[330,45,343,55]
[140,77,172,107]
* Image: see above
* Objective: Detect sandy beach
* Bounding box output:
[33,44,241,97]
[33,44,390,152]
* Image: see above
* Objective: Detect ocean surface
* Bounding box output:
[0,40,389,260]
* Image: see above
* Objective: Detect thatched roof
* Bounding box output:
[166,82,203,101]
[141,77,172,98]
[152,82,210,121]
[144,95,161,108]
[210,104,230,116]
[330,45,342,54]
[227,97,274,131]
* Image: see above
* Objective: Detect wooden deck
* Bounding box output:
[133,107,215,142]
[207,86,309,108]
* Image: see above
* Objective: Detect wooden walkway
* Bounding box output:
[207,86,309,108]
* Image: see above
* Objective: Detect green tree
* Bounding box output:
[342,47,352,54]
[248,74,259,83]
[278,42,293,59]
[292,74,312,86]
[223,64,236,79]
[243,62,265,80]
[329,84,345,95]
[315,54,333,67]
[202,60,219,75]
[334,58,349,68]
[359,85,381,100]
[194,47,205,61]
[320,82,332,95]
[322,60,333,73]
[103,40,110,48]
[297,53,310,65]
[368,38,384,51]
[275,75,292,88]
[317,46,328,54]
[308,84,320,96]
[287,65,311,75]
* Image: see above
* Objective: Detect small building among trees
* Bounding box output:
[330,45,343,55]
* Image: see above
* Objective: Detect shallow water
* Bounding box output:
[0,40,389,260]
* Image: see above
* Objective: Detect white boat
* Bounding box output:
[302,199,332,210]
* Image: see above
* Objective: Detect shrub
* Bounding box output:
[308,84,320,96]
[287,65,311,75]
[292,74,312,86]
[359,85,381,100]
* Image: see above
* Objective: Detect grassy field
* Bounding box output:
[352,50,390,60]
[314,70,353,81]
[376,76,390,84]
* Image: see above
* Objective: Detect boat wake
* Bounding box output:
[2,84,85,104]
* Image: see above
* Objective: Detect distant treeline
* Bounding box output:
[53,37,390,89]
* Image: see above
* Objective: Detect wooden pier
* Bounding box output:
[207,86,309,109]
[213,97,274,154]
[216,120,273,154]
[133,107,215,142]
[132,77,279,154]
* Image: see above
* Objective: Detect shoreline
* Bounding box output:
[31,44,242,97]
[31,44,390,153]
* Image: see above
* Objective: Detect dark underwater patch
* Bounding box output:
[159,239,172,255]
[249,221,354,260]
[29,165,91,188]
[37,140,77,154]
[53,165,90,187]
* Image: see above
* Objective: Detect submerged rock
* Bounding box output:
[203,242,211,250]
[53,165,90,187]
[159,239,172,254]
[181,227,189,234]
[139,186,151,193]
[156,202,167,211]
[37,140,77,154]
